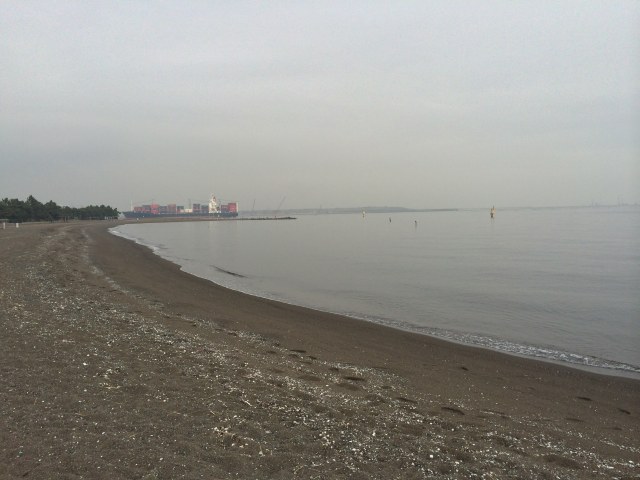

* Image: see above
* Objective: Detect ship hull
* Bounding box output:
[122,212,238,219]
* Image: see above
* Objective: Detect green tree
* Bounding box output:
[0,196,118,222]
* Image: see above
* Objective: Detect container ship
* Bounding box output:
[122,194,238,219]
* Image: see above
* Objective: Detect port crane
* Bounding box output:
[274,196,286,217]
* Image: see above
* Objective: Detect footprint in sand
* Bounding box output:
[543,454,582,470]
[342,375,366,382]
[441,406,465,415]
[336,382,360,391]
[395,396,417,404]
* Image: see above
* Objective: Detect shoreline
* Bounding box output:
[1,221,639,478]
[111,221,640,381]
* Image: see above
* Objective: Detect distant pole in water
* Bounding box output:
[490,206,496,219]
[415,220,418,227]
[389,217,391,223]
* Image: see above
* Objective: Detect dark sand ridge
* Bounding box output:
[1,221,638,479]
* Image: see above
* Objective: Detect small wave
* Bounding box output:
[428,330,640,377]
[212,266,246,278]
[340,313,640,378]
[109,227,163,254]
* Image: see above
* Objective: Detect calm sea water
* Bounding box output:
[112,207,640,378]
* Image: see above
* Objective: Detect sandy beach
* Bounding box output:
[1,221,638,479]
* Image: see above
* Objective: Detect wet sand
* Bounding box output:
[1,221,638,479]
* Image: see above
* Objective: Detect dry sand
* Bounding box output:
[1,221,638,479]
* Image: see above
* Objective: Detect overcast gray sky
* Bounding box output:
[1,1,638,211]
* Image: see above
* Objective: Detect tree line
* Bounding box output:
[0,195,119,222]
